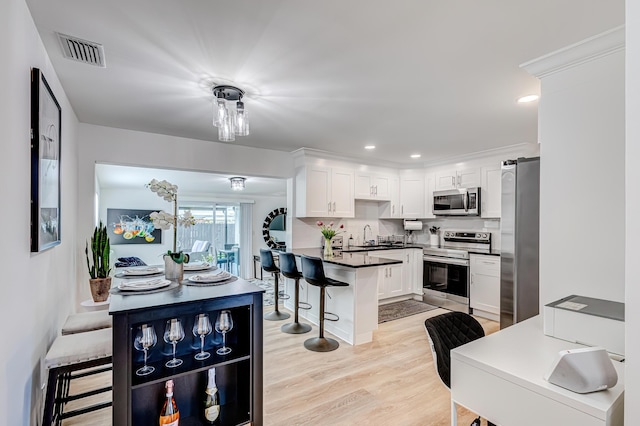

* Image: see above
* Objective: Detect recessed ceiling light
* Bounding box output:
[517,94,539,103]
[364,145,376,150]
[410,154,421,159]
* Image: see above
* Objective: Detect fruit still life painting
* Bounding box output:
[106,208,162,245]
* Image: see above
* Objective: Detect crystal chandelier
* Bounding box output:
[229,177,246,191]
[212,85,249,142]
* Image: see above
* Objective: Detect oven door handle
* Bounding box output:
[423,255,469,267]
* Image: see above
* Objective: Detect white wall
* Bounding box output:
[626,3,639,422]
[0,0,79,424]
[76,123,294,304]
[525,29,625,307]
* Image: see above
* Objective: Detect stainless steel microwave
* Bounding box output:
[433,187,481,216]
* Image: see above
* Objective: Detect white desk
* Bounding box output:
[450,316,624,426]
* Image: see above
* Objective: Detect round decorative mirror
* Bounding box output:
[262,207,286,249]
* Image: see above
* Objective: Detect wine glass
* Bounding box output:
[215,310,234,355]
[163,318,185,368]
[133,324,157,376]
[192,313,212,360]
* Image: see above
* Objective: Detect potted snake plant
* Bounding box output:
[85,222,112,302]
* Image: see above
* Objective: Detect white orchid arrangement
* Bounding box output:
[146,179,196,256]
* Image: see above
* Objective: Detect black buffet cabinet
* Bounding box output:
[110,279,264,425]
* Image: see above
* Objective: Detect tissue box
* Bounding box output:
[543,295,624,357]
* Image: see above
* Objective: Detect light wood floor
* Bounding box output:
[58,306,499,425]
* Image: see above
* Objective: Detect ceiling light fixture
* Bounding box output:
[229,177,246,191]
[364,145,376,150]
[212,85,249,142]
[410,154,421,159]
[517,94,539,103]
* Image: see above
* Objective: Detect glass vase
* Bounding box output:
[323,238,333,258]
[164,254,184,281]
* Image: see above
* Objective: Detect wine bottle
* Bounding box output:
[159,379,180,426]
[203,368,221,424]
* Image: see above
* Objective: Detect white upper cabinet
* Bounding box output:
[435,167,481,191]
[424,173,436,219]
[295,166,354,218]
[400,174,425,218]
[379,176,401,218]
[354,172,392,201]
[481,164,502,218]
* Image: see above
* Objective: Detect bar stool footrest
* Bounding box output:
[278,291,291,300]
[298,302,312,310]
[324,311,339,322]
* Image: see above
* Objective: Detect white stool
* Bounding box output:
[42,328,112,425]
[61,310,112,335]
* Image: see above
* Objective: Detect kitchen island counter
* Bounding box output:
[288,248,403,268]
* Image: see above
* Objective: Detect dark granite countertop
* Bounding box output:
[342,244,501,257]
[287,248,403,268]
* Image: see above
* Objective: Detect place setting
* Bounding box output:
[183,261,217,272]
[114,266,164,279]
[183,268,237,286]
[110,277,180,295]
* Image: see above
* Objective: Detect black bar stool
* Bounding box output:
[260,249,290,321]
[278,252,312,334]
[300,255,348,352]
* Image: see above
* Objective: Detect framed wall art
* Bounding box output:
[106,208,162,245]
[30,68,61,252]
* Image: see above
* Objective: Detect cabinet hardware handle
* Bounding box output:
[370,186,373,196]
[389,268,392,277]
[328,202,331,213]
[333,202,336,212]
[392,205,395,214]
[385,268,388,278]
[451,176,455,186]
[401,205,404,214]
[375,185,378,195]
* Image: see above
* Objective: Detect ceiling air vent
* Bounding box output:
[56,33,106,68]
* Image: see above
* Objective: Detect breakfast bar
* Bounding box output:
[280,249,403,345]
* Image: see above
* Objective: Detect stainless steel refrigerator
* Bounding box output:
[500,157,540,329]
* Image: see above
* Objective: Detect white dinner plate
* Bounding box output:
[188,271,232,283]
[118,278,172,291]
[121,267,163,276]
[184,262,215,271]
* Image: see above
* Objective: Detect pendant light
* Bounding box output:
[229,177,246,191]
[212,85,250,141]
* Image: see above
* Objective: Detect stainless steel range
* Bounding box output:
[422,231,491,313]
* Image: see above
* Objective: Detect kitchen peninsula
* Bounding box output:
[281,249,403,345]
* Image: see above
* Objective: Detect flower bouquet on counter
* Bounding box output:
[146,179,196,280]
[317,221,344,258]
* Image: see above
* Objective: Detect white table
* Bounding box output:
[450,316,624,426]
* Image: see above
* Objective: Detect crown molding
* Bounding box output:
[422,142,539,168]
[290,147,405,169]
[521,25,625,79]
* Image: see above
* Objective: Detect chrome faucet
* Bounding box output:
[363,224,372,245]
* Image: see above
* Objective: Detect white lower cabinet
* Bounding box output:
[379,264,404,299]
[470,254,500,320]
[377,249,423,301]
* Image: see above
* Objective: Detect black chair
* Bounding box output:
[278,253,312,334]
[260,249,290,321]
[424,311,495,426]
[300,255,348,352]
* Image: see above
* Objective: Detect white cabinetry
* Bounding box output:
[377,249,423,301]
[470,254,500,320]
[354,173,392,200]
[295,166,354,218]
[399,174,425,218]
[424,173,436,219]
[435,167,481,191]
[379,263,404,299]
[481,164,501,218]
